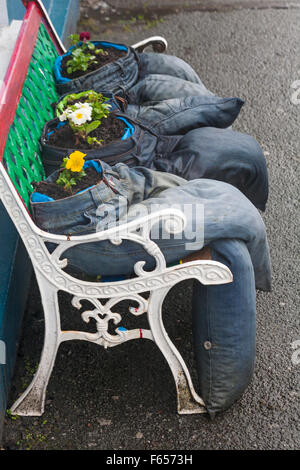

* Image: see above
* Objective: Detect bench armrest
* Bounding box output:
[132,36,168,53]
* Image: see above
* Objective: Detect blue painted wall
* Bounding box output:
[0,0,79,442]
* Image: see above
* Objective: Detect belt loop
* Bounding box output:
[90,183,106,207]
[115,61,126,77]
[118,84,131,101]
[135,129,144,155]
[115,95,128,111]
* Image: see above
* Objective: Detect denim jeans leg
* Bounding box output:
[155,126,269,211]
[138,52,207,85]
[126,95,243,134]
[54,175,270,290]
[128,74,214,104]
[192,238,256,415]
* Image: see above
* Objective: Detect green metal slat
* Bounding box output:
[3,23,59,209]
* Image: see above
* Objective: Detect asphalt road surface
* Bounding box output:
[2,0,300,450]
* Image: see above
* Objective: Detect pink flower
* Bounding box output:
[79,31,91,42]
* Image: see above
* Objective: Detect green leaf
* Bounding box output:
[87,136,103,146]
[71,48,82,57]
[69,34,80,45]
[85,120,101,135]
[95,48,107,56]
[62,157,69,168]
[76,170,86,179]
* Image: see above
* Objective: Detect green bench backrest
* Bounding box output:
[3,23,59,209]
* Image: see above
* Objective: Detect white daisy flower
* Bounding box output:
[81,104,93,118]
[74,102,93,117]
[69,107,92,126]
[59,106,75,121]
[74,101,83,109]
[75,101,92,110]
[59,111,68,122]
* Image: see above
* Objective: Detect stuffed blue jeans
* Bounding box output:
[52,43,268,210]
[42,110,268,211]
[55,43,214,101]
[31,161,271,414]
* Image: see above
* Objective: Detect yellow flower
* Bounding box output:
[65,151,86,172]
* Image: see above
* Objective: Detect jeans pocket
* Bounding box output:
[63,210,97,236]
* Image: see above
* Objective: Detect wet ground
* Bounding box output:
[2,0,300,451]
[77,0,300,41]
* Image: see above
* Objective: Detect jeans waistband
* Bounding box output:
[56,47,140,96]
[30,165,126,233]
[41,113,161,174]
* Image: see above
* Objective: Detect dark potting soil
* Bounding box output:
[61,46,127,79]
[32,167,102,201]
[48,114,126,150]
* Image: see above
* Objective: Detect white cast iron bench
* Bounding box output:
[0,0,233,416]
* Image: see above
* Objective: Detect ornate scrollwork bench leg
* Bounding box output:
[10,261,232,416]
[1,166,232,417]
[10,272,61,416]
[148,287,206,414]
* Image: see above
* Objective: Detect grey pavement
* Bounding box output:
[2,1,300,450]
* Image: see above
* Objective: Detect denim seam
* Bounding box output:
[105,146,137,160]
[206,280,213,407]
[43,116,137,153]
[31,197,96,209]
[64,243,196,255]
[152,99,237,128]
[60,48,132,85]
[61,226,97,235]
